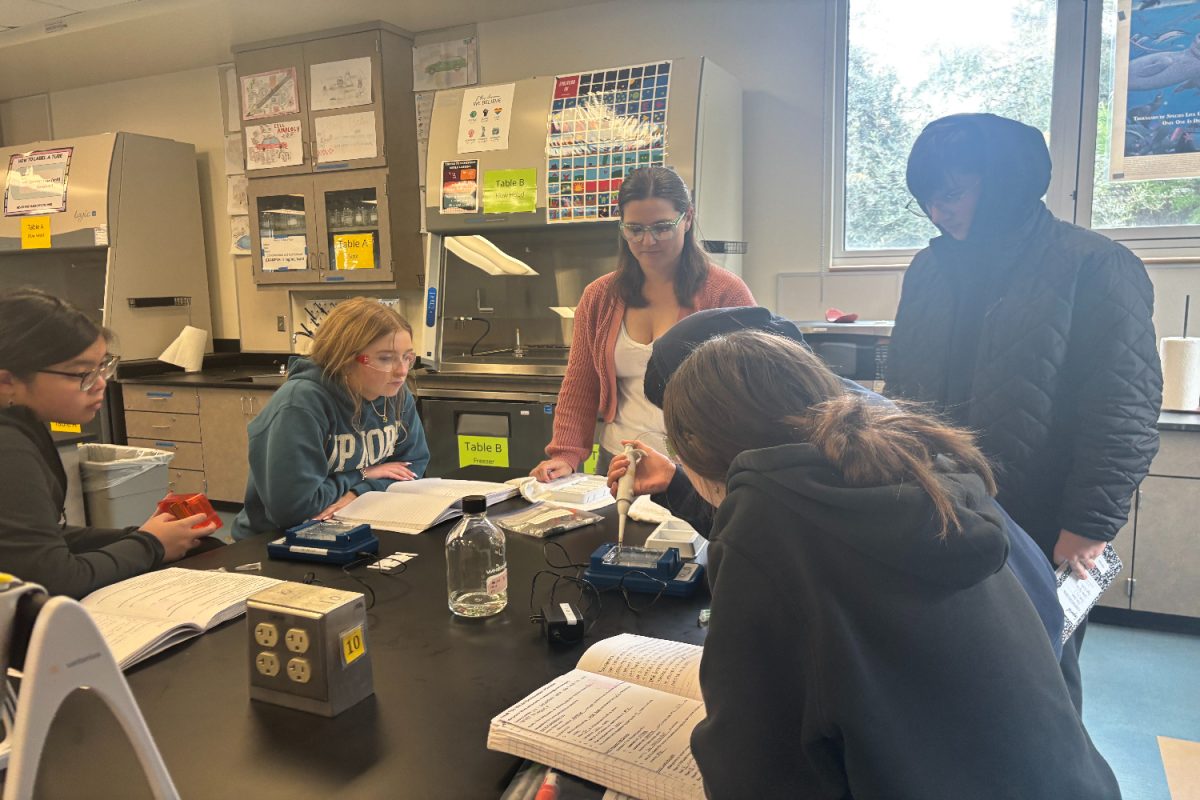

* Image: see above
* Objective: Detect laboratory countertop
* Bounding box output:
[1158,410,1200,431]
[117,353,292,390]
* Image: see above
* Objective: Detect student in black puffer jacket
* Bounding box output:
[887,114,1162,707]
[667,331,1120,800]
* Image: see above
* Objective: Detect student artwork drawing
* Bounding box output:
[241,68,300,121]
[545,61,671,223]
[1111,0,1200,180]
[245,121,304,170]
[310,57,372,111]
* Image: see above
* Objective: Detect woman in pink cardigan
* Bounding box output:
[532,167,754,481]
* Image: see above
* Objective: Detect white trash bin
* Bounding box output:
[79,444,174,529]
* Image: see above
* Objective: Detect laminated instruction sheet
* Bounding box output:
[545,61,671,223]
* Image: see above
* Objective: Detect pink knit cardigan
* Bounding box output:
[545,267,755,467]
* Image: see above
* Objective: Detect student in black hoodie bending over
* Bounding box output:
[666,330,1119,799]
[0,289,218,598]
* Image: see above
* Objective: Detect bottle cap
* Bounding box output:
[462,495,487,514]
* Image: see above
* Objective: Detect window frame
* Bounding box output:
[826,0,1200,270]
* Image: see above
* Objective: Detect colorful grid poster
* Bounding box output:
[545,60,670,223]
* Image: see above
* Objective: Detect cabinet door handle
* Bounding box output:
[239,396,248,415]
[151,424,173,429]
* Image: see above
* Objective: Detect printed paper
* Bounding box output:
[245,121,304,170]
[1111,0,1200,180]
[241,68,300,121]
[310,57,372,111]
[230,215,250,256]
[226,175,248,216]
[220,65,240,133]
[546,61,671,223]
[413,37,478,92]
[458,83,515,153]
[20,216,50,249]
[483,168,536,214]
[333,233,375,270]
[315,111,378,163]
[441,160,479,214]
[261,234,307,271]
[224,132,244,175]
[4,148,72,216]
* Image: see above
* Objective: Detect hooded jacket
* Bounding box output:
[887,113,1161,557]
[690,443,1120,799]
[0,405,164,598]
[231,357,430,540]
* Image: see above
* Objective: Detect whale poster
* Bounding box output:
[1112,0,1200,180]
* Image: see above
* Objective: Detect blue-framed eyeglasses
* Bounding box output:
[619,210,687,242]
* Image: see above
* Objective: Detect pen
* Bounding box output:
[534,770,559,800]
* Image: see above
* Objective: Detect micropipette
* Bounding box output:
[615,443,643,552]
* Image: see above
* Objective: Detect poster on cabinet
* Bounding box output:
[458,83,515,153]
[241,68,300,121]
[310,57,372,111]
[245,121,304,170]
[4,148,72,216]
[441,159,479,214]
[315,111,378,163]
[261,235,307,271]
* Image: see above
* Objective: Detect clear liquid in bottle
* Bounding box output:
[445,495,507,617]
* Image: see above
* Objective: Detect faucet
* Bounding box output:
[513,327,526,359]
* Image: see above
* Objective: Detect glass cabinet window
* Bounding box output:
[325,187,381,271]
[256,193,310,272]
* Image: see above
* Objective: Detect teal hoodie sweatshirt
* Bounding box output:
[231,356,429,540]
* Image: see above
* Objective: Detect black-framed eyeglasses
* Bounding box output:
[619,210,687,243]
[906,186,971,219]
[39,353,119,392]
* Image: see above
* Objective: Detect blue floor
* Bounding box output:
[1080,623,1200,800]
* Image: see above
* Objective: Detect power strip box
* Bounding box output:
[246,582,373,717]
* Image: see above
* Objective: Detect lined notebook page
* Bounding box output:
[488,670,705,800]
[385,478,516,502]
[335,492,458,534]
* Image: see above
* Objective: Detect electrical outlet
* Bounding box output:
[254,623,278,647]
[276,315,286,332]
[287,657,311,683]
[255,651,280,677]
[284,627,310,653]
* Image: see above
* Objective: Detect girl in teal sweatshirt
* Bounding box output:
[232,298,429,540]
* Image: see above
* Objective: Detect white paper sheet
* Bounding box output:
[226,175,248,215]
[315,111,378,163]
[310,56,372,111]
[230,215,250,256]
[241,67,299,120]
[224,132,244,175]
[4,148,71,216]
[413,37,478,91]
[220,64,240,132]
[245,120,304,170]
[261,235,307,271]
[458,83,515,153]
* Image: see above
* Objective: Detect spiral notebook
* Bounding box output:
[333,478,518,534]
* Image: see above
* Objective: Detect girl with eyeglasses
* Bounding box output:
[0,288,219,598]
[665,330,1120,799]
[231,297,429,540]
[531,166,754,482]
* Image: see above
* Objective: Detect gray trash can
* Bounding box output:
[79,444,174,529]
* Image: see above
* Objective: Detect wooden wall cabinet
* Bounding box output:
[124,385,275,504]
[234,23,422,290]
[1096,431,1200,618]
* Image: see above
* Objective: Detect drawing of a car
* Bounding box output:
[426,57,468,75]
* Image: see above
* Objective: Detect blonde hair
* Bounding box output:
[663,330,996,538]
[308,297,414,428]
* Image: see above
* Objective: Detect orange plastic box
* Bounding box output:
[156,492,223,530]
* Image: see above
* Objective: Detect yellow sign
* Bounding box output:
[50,422,82,433]
[582,443,600,475]
[458,435,509,468]
[21,216,51,249]
[333,233,375,270]
[340,625,366,666]
[483,168,537,214]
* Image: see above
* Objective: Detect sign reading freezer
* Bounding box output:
[546,60,671,223]
[4,148,73,216]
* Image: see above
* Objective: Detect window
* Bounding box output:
[830,0,1200,267]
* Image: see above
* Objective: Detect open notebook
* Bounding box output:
[489,634,706,800]
[81,568,281,670]
[334,478,519,534]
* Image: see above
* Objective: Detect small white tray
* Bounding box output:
[644,519,707,559]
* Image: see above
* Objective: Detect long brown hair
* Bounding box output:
[308,297,414,429]
[663,331,996,537]
[613,166,710,307]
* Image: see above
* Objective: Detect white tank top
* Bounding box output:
[600,322,668,456]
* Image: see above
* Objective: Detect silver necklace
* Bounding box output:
[368,396,389,422]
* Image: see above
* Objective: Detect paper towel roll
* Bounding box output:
[158,325,208,373]
[1160,337,1200,411]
